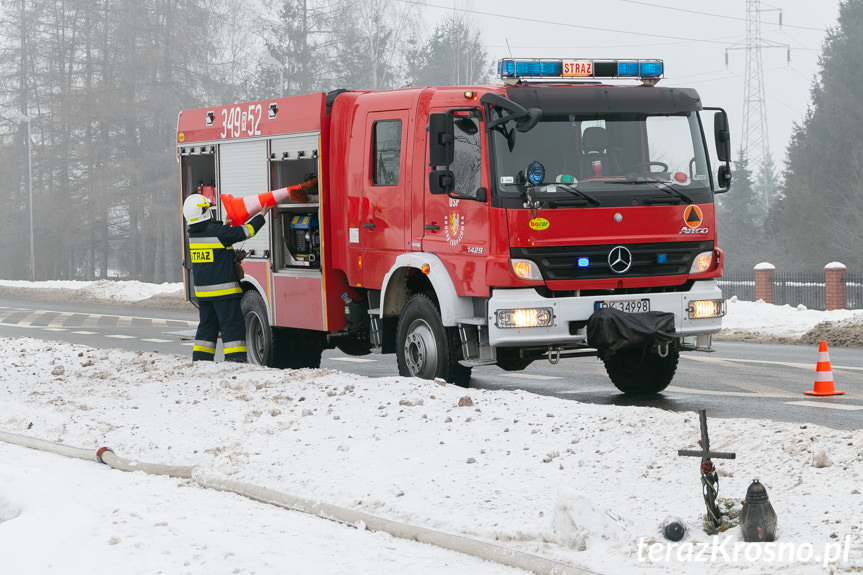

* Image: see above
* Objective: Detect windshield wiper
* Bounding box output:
[553,183,601,206]
[612,177,694,204]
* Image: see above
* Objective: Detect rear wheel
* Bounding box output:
[273,328,325,369]
[242,290,275,367]
[396,293,471,387]
[602,342,679,394]
[242,290,324,369]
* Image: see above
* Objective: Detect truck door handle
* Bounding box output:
[424,224,440,231]
[362,222,376,229]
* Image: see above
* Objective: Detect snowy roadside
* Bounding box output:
[1,337,862,574]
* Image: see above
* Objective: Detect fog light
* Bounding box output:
[688,299,726,319]
[689,251,714,273]
[511,259,543,280]
[495,308,554,328]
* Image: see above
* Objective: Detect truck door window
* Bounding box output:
[645,115,706,177]
[372,120,402,186]
[452,116,482,198]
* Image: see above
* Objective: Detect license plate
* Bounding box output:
[595,299,650,313]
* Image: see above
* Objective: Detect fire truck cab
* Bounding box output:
[177,57,731,394]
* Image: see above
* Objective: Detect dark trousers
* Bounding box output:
[193,297,247,362]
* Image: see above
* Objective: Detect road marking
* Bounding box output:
[15,311,50,326]
[72,331,97,335]
[666,386,796,399]
[328,357,377,363]
[0,307,197,329]
[105,334,136,339]
[785,400,863,411]
[43,328,68,332]
[500,373,562,381]
[47,312,78,327]
[141,338,172,343]
[685,354,863,373]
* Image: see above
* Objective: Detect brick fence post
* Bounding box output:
[824,262,847,311]
[754,262,775,304]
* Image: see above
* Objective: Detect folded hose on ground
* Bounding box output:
[0,429,600,575]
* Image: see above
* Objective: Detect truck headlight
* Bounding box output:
[511,259,543,280]
[495,308,554,328]
[689,251,714,274]
[688,299,726,319]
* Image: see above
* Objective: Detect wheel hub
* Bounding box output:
[403,320,437,378]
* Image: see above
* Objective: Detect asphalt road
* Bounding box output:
[2,296,862,431]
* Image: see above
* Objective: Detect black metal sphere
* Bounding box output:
[664,521,685,541]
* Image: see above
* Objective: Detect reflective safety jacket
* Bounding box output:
[188,215,266,300]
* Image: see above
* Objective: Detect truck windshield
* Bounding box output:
[490,112,712,207]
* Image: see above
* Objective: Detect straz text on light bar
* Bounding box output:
[497,58,664,82]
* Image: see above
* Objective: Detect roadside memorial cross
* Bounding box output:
[677,409,736,531]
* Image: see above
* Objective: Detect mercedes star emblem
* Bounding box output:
[608,246,633,274]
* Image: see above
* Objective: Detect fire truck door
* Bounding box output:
[355,110,410,288]
[421,111,489,296]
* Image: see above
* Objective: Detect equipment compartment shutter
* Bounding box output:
[270,132,319,160]
[219,140,270,257]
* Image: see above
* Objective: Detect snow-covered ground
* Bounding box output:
[1,281,862,574]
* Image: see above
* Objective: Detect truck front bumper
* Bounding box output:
[486,280,723,348]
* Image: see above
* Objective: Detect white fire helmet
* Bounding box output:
[183,194,214,225]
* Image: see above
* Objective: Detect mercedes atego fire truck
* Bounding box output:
[177,57,731,394]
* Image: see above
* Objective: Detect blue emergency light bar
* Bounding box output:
[497,58,664,82]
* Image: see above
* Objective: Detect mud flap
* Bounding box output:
[586,306,676,360]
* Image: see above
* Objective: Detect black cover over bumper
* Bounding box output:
[586,307,676,358]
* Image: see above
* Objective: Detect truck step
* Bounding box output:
[459,358,497,367]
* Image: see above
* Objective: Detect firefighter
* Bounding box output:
[183,193,271,362]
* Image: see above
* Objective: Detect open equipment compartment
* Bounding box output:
[269,132,321,270]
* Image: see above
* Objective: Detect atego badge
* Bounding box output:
[679,205,708,235]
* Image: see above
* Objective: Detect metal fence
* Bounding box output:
[719,271,863,310]
[773,272,825,310]
[717,272,755,302]
[847,272,863,309]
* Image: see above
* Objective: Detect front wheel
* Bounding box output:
[396,293,471,387]
[602,342,679,394]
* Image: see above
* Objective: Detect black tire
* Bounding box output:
[335,334,372,356]
[242,290,324,369]
[602,342,679,394]
[273,327,324,369]
[242,290,275,367]
[396,293,471,387]
[496,349,534,372]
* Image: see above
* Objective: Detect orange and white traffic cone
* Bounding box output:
[804,340,844,396]
[222,179,318,225]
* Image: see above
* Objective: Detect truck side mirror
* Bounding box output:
[429,169,454,195]
[717,164,732,190]
[714,110,731,163]
[428,113,454,167]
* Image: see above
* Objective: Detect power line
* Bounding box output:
[617,0,830,32]
[397,0,735,46]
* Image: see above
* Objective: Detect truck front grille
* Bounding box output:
[511,241,713,281]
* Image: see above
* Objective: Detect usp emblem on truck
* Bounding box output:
[445,211,465,246]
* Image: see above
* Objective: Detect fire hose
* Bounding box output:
[0,429,601,575]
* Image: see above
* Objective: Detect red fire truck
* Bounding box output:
[177,57,731,394]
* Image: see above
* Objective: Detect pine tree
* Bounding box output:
[771,0,863,269]
[717,150,759,271]
[405,13,491,87]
